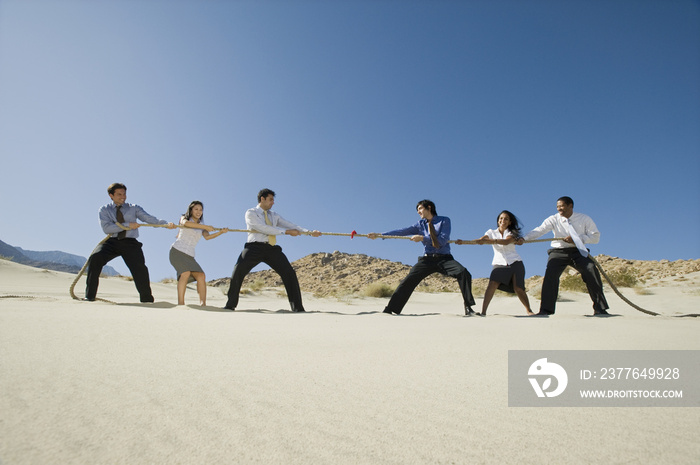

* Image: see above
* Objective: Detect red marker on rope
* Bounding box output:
[351,230,357,239]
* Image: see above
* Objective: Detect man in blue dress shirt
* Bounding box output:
[85,183,175,302]
[368,200,476,316]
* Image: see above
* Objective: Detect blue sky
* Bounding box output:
[1,0,698,285]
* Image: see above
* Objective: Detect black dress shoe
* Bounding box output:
[224,306,236,311]
[535,310,554,316]
[593,309,610,316]
[290,303,306,313]
[465,307,476,316]
[383,307,400,315]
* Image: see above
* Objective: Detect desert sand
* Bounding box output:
[1,258,699,464]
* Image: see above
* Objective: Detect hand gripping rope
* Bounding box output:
[68,223,699,317]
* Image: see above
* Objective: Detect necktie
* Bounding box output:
[567,218,588,257]
[264,210,276,246]
[116,205,127,240]
[428,218,439,249]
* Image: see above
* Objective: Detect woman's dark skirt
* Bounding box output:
[489,260,525,293]
[169,247,203,282]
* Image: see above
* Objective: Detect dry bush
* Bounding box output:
[560,274,588,293]
[247,279,266,292]
[559,266,640,293]
[605,268,640,288]
[361,282,395,298]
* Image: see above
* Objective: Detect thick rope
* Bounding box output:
[69,234,118,304]
[68,224,699,317]
[116,224,562,244]
[299,230,558,244]
[68,224,555,303]
[589,255,699,318]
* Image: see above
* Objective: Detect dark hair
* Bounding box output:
[258,188,276,202]
[107,183,126,195]
[416,199,437,216]
[557,196,574,207]
[184,201,204,223]
[497,210,522,237]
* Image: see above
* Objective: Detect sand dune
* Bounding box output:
[1,259,698,464]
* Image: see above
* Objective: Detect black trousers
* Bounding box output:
[85,238,154,302]
[540,248,609,314]
[225,242,303,310]
[386,254,475,314]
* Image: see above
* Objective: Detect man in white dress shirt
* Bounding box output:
[224,188,321,312]
[518,196,609,316]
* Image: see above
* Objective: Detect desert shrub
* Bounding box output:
[559,274,588,293]
[361,282,395,298]
[245,279,266,293]
[605,268,640,288]
[559,266,640,292]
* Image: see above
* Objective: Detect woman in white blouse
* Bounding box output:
[475,210,533,316]
[169,201,229,306]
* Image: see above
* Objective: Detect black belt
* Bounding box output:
[246,242,275,248]
[549,247,587,254]
[422,253,452,259]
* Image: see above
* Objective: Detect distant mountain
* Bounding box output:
[0,240,120,276]
[16,247,87,268]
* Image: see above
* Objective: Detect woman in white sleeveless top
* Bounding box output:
[169,201,229,305]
